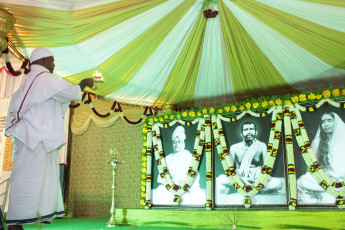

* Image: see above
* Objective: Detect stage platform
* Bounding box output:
[2,208,344,230]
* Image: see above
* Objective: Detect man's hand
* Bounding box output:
[78,78,94,91]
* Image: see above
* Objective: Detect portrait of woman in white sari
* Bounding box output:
[297,111,345,204]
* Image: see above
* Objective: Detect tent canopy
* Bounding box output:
[1,0,345,109]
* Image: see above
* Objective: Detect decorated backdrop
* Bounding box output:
[141,88,345,210]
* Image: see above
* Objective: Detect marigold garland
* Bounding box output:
[142,123,153,208]
[144,87,345,124]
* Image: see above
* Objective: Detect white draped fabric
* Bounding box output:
[223,0,345,84]
[1,0,344,136]
[2,0,345,107]
[195,3,234,106]
[0,0,121,11]
[255,0,345,33]
[21,0,185,78]
[108,0,203,105]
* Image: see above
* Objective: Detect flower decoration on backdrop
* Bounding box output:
[203,9,219,19]
[202,0,219,19]
[143,86,345,125]
[141,87,345,209]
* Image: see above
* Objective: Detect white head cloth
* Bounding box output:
[172,126,186,141]
[30,47,53,63]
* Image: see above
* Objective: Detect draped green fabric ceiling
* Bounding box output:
[1,0,345,108]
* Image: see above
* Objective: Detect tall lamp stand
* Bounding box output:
[106,149,121,227]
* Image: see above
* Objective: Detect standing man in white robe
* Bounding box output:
[5,48,94,230]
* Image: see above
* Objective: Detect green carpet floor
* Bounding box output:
[3,208,345,230]
[2,218,228,230]
[2,216,341,230]
[3,217,226,230]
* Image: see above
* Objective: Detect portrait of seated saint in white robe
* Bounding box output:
[152,126,205,205]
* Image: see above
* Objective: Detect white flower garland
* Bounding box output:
[283,105,298,210]
[147,118,207,205]
[292,99,345,208]
[212,106,282,208]
[204,116,213,210]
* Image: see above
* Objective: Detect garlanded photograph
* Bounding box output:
[215,113,286,206]
[151,123,207,206]
[296,105,345,205]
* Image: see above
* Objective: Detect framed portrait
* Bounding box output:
[151,123,207,206]
[215,114,287,206]
[295,105,345,206]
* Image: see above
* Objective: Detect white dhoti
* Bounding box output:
[6,138,64,225]
[152,184,206,206]
[236,141,263,185]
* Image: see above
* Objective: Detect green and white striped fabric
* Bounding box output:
[2,0,345,108]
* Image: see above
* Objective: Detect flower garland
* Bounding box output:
[144,87,345,124]
[290,98,345,208]
[141,123,153,208]
[142,117,208,207]
[203,9,219,19]
[204,116,213,210]
[1,46,30,76]
[140,87,345,209]
[70,93,153,125]
[211,106,282,208]
[283,105,298,210]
